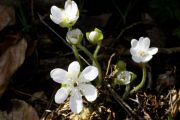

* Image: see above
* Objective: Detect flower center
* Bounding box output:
[138,50,146,57]
[63,17,69,22]
[73,81,78,87]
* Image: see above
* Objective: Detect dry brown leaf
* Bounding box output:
[29,91,47,102]
[0,5,15,31]
[167,90,180,118]
[156,67,176,92]
[0,38,27,96]
[0,99,39,120]
[0,34,21,55]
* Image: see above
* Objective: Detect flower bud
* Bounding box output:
[117,71,131,85]
[114,71,136,85]
[66,28,83,45]
[86,28,103,44]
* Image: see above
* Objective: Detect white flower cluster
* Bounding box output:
[49,0,103,113]
[50,0,103,45]
[49,0,159,114]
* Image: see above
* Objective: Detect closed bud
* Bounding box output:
[66,28,83,45]
[86,28,103,44]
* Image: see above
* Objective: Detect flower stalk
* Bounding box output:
[72,45,82,68]
[78,44,102,85]
[122,84,130,99]
[130,63,146,95]
[93,42,101,60]
[93,42,101,66]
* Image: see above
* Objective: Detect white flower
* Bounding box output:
[86,28,103,44]
[130,37,158,63]
[117,71,131,85]
[50,61,98,113]
[66,28,83,45]
[50,0,79,28]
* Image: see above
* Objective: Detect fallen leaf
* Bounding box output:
[156,66,176,92]
[0,5,15,31]
[0,99,39,120]
[0,34,21,55]
[29,91,47,102]
[0,38,27,96]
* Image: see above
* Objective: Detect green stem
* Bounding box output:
[78,44,102,85]
[68,27,72,30]
[122,84,130,99]
[93,42,101,65]
[93,42,101,59]
[130,63,146,95]
[72,45,82,68]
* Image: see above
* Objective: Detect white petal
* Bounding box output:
[79,84,97,102]
[132,55,142,63]
[139,37,150,50]
[50,15,60,24]
[72,28,82,35]
[67,37,78,44]
[89,31,98,41]
[51,6,61,17]
[55,87,70,104]
[131,39,138,48]
[79,66,98,82]
[50,6,65,24]
[51,6,63,18]
[130,48,138,56]
[148,47,158,55]
[65,0,78,20]
[68,61,80,78]
[70,89,83,113]
[139,37,144,41]
[65,0,73,13]
[50,68,68,83]
[141,55,153,62]
[66,29,82,44]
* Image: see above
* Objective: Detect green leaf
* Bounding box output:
[115,60,126,72]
